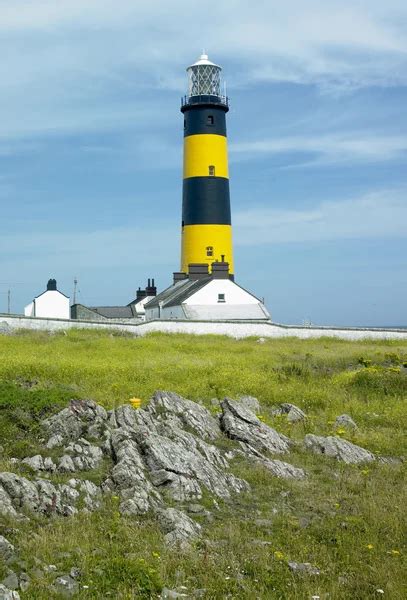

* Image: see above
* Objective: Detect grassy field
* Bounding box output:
[0,329,406,599]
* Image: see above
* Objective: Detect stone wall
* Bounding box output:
[1,313,407,341]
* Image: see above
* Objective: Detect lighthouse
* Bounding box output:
[180,54,233,277]
[144,54,270,322]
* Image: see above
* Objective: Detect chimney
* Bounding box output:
[47,278,57,291]
[145,278,157,297]
[188,263,209,280]
[136,287,147,301]
[211,261,230,279]
[173,272,188,284]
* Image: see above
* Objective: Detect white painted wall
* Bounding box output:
[24,302,34,317]
[24,291,70,319]
[134,295,155,317]
[184,279,260,306]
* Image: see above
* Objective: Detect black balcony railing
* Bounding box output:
[181,94,229,109]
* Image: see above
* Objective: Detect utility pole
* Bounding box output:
[73,278,78,305]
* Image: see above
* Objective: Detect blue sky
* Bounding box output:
[0,0,406,326]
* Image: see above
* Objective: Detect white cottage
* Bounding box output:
[24,279,70,319]
[145,263,270,321]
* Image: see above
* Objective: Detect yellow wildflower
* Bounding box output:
[274,551,285,560]
[366,544,374,550]
[129,397,142,409]
[152,551,160,558]
[391,549,400,556]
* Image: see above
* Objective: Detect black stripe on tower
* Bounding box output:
[183,106,227,137]
[182,177,231,225]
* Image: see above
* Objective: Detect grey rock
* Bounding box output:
[53,574,79,598]
[43,565,57,573]
[139,432,248,501]
[156,507,201,548]
[0,536,15,562]
[58,455,76,473]
[271,403,307,423]
[378,456,403,465]
[237,395,260,413]
[1,573,18,591]
[43,399,108,446]
[46,434,64,449]
[0,473,39,512]
[260,457,306,479]
[0,585,20,600]
[287,561,320,575]
[220,398,291,454]
[335,414,357,429]
[237,442,306,479]
[304,434,375,464]
[0,487,19,518]
[148,391,220,440]
[43,457,56,472]
[21,455,44,472]
[69,567,81,579]
[64,441,103,471]
[18,574,30,592]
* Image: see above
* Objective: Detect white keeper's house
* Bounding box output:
[24,279,70,320]
[145,263,270,321]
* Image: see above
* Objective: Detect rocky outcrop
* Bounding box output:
[304,434,375,464]
[43,399,108,448]
[0,473,100,518]
[1,390,338,547]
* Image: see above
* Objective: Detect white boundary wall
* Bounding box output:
[1,314,407,340]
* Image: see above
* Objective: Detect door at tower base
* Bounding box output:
[145,278,270,321]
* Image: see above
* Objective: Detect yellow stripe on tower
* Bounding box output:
[181,224,234,274]
[183,134,229,179]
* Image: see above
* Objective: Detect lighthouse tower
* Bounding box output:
[180,54,233,277]
[144,54,270,322]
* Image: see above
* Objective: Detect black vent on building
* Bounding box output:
[188,263,209,280]
[211,262,230,279]
[47,278,57,291]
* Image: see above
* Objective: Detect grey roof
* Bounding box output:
[89,306,136,318]
[145,278,212,309]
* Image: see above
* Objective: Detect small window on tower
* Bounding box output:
[206,246,213,257]
[218,293,225,303]
[207,115,214,125]
[209,165,215,176]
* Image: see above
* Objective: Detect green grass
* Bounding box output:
[0,330,406,598]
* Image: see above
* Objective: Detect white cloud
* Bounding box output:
[234,189,407,245]
[230,134,407,166]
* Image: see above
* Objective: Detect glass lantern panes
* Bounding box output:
[188,63,221,97]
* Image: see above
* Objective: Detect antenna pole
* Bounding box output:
[73,278,78,305]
